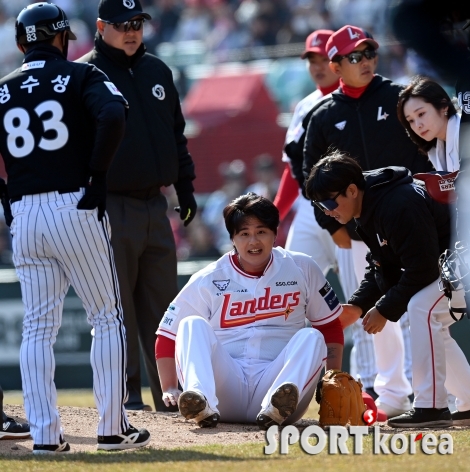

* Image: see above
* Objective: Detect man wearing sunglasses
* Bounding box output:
[77,0,197,413]
[305,152,470,429]
[302,24,434,421]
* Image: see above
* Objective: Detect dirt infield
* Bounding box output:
[1,404,467,455]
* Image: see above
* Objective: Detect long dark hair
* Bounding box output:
[397,75,457,154]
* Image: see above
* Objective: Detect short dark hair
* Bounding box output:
[223,193,279,238]
[397,75,457,154]
[305,150,365,202]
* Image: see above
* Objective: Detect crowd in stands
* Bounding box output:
[0,0,447,266]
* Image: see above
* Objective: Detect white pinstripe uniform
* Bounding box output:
[282,90,377,389]
[157,247,342,423]
[11,192,129,444]
[0,49,131,446]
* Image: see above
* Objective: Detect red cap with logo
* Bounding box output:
[301,29,334,59]
[326,25,379,60]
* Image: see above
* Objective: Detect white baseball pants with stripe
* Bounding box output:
[408,279,470,411]
[11,191,130,445]
[175,316,327,423]
[351,239,413,409]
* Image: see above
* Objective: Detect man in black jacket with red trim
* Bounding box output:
[305,151,470,428]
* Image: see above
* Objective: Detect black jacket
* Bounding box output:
[77,35,195,197]
[349,167,451,322]
[301,75,432,239]
[0,45,127,199]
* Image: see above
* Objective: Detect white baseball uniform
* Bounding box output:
[157,247,342,423]
[11,191,129,444]
[281,89,376,389]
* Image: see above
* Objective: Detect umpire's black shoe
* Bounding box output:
[256,383,299,431]
[178,391,220,428]
[0,416,31,440]
[451,409,470,426]
[97,425,151,451]
[33,436,70,454]
[388,408,452,428]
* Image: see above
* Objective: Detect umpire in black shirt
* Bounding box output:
[77,0,197,412]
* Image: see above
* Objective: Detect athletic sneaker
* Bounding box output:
[178,391,220,428]
[97,425,151,451]
[388,407,452,428]
[33,436,70,454]
[256,383,299,431]
[451,409,470,426]
[0,416,31,440]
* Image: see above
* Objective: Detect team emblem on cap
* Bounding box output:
[152,84,165,100]
[311,35,322,47]
[123,0,136,9]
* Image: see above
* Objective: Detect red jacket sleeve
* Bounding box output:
[273,164,300,221]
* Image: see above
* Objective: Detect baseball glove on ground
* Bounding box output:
[315,369,367,428]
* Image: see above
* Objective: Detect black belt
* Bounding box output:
[10,188,81,204]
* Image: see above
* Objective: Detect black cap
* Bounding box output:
[98,0,151,23]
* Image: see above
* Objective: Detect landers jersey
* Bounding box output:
[0,46,127,198]
[157,247,342,362]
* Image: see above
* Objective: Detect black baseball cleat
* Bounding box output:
[256,383,299,431]
[0,416,31,440]
[33,436,70,454]
[97,425,151,451]
[364,387,378,401]
[387,407,452,428]
[451,409,470,426]
[178,391,220,428]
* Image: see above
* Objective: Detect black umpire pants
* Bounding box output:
[106,192,179,412]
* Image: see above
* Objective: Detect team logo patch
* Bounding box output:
[319,281,332,297]
[377,106,389,121]
[21,60,45,71]
[411,183,425,198]
[213,280,230,291]
[327,45,338,59]
[323,290,339,310]
[166,303,180,315]
[335,120,346,130]
[123,0,135,8]
[152,84,165,100]
[103,81,123,96]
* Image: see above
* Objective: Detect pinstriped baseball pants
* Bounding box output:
[11,190,130,445]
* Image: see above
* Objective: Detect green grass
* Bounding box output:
[1,435,470,472]
[2,389,469,471]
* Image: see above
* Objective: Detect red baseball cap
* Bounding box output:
[301,29,334,59]
[326,25,379,60]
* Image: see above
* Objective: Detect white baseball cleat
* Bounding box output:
[178,391,220,428]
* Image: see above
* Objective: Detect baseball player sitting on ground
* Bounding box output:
[0,2,150,452]
[305,151,470,428]
[155,193,344,430]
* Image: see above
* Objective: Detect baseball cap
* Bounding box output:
[301,29,334,59]
[98,0,151,23]
[326,25,379,60]
[300,30,334,59]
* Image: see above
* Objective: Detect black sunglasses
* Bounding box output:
[335,48,376,64]
[313,182,352,212]
[100,18,145,33]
